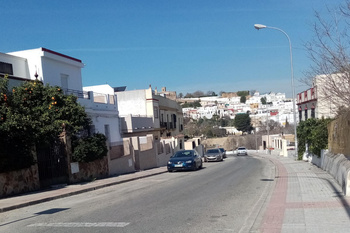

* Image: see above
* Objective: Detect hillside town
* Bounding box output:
[180,91,295,132]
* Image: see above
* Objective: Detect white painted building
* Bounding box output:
[181,91,297,131]
[297,74,341,121]
[115,86,184,141]
[1,47,122,149]
[8,48,84,91]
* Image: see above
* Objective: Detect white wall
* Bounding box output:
[84,84,115,95]
[116,90,148,116]
[9,48,84,91]
[0,53,30,78]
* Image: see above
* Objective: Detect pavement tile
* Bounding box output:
[257,153,350,233]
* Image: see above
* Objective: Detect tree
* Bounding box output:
[261,97,267,105]
[181,100,201,108]
[304,2,350,112]
[178,92,183,98]
[234,113,253,134]
[0,78,106,172]
[193,90,205,98]
[237,91,249,97]
[206,90,216,96]
[184,93,193,98]
[240,95,246,103]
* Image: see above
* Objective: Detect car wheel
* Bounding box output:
[199,161,203,169]
[168,169,173,172]
[192,162,197,171]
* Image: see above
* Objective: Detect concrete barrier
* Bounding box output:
[316,150,350,196]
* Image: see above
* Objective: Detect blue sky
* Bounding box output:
[1,0,346,97]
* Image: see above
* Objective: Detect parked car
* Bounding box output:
[236,147,248,156]
[167,150,203,172]
[204,148,224,162]
[219,148,226,158]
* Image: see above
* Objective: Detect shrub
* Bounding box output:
[297,118,332,159]
[72,133,108,163]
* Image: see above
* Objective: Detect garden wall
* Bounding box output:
[328,111,350,157]
[0,165,40,198]
[69,156,108,183]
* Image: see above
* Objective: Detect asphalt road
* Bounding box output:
[0,153,275,233]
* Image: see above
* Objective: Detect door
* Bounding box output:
[36,140,69,188]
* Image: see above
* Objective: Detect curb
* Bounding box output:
[0,170,167,213]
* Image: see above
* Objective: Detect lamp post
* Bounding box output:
[254,24,298,157]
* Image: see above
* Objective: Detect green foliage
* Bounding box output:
[261,97,267,105]
[240,95,246,103]
[182,101,201,108]
[297,118,332,159]
[72,133,108,162]
[234,113,253,134]
[0,79,91,172]
[237,91,249,97]
[184,116,233,137]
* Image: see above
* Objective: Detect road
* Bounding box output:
[0,152,275,233]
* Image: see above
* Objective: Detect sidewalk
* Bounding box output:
[254,152,350,233]
[1,154,350,232]
[0,167,167,213]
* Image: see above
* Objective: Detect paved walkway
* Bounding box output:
[0,167,167,213]
[1,153,350,233]
[255,152,350,233]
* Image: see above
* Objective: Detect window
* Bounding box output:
[154,106,159,118]
[299,110,302,122]
[89,125,96,136]
[304,108,308,120]
[0,62,13,75]
[61,74,69,91]
[173,114,177,129]
[311,105,315,118]
[104,125,111,145]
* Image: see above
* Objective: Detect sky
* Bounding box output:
[1,0,347,97]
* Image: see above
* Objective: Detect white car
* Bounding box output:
[237,147,248,156]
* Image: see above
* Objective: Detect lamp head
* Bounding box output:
[254,24,267,30]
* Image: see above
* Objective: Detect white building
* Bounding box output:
[297,74,342,121]
[115,86,184,148]
[1,47,123,161]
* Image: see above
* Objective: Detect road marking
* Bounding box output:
[27,222,130,228]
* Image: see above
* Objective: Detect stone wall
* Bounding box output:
[328,111,350,157]
[69,156,108,183]
[0,165,40,198]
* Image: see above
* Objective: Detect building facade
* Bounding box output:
[297,74,339,121]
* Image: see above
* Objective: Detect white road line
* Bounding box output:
[27,222,130,228]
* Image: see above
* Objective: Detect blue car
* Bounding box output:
[167,150,203,172]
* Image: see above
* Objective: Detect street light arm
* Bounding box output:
[254,24,298,157]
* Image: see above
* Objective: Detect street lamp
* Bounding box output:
[254,24,298,157]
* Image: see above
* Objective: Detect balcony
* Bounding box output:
[71,89,117,112]
[121,115,154,133]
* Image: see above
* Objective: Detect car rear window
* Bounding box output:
[207,149,219,153]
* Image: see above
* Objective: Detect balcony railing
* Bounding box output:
[63,88,89,99]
